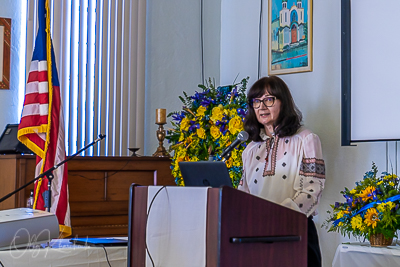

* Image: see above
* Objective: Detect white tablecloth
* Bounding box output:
[0,239,127,267]
[333,243,400,267]
[146,186,208,267]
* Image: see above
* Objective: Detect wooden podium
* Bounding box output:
[128,185,307,267]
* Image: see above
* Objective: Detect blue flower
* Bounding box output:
[172,111,185,122]
[217,86,231,95]
[191,91,206,101]
[372,190,378,200]
[237,108,246,116]
[343,194,353,205]
[188,123,200,132]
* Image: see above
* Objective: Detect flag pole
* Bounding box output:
[0,134,106,204]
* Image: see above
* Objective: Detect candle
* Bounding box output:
[156,108,166,124]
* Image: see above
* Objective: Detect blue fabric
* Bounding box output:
[31,0,60,87]
[333,194,400,226]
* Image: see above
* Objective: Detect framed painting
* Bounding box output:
[0,18,11,89]
[268,0,313,75]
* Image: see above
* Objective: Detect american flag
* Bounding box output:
[18,0,71,237]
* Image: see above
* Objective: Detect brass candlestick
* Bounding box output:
[153,109,170,157]
[152,123,171,157]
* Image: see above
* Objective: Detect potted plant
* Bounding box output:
[324,162,400,246]
[165,77,249,187]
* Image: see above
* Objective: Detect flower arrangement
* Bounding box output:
[165,77,249,187]
[324,162,400,241]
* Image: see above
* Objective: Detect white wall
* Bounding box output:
[146,1,397,266]
[1,0,397,265]
[145,0,221,156]
[0,0,25,131]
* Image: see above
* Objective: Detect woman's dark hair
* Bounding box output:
[244,76,302,141]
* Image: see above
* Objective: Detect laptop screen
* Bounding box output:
[0,124,33,154]
[178,161,233,187]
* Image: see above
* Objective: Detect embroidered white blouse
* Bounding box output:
[238,128,325,217]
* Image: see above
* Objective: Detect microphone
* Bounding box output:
[94,134,106,142]
[220,131,249,160]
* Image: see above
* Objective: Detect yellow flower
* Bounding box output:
[232,150,243,167]
[377,201,395,212]
[233,159,242,167]
[377,181,383,185]
[351,215,363,230]
[219,134,229,147]
[228,116,243,135]
[185,135,193,148]
[180,117,191,131]
[387,201,396,210]
[389,181,395,186]
[364,208,380,229]
[190,156,199,162]
[228,108,237,117]
[178,133,185,142]
[210,125,221,139]
[358,186,376,202]
[196,127,206,139]
[336,210,346,219]
[174,150,187,172]
[176,178,185,186]
[350,189,357,194]
[383,174,397,180]
[225,157,233,168]
[196,106,207,117]
[376,203,385,213]
[210,106,224,122]
[231,149,238,160]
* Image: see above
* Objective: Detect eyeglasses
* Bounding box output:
[251,96,276,109]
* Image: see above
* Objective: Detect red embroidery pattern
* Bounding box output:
[263,136,279,177]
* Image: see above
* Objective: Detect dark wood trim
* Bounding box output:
[0,18,11,90]
[206,188,220,267]
[128,185,148,267]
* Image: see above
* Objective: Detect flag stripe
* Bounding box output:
[27,71,49,84]
[22,94,49,107]
[18,0,71,237]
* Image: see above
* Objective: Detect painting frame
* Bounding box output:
[268,0,313,75]
[0,18,11,89]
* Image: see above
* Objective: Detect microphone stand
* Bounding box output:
[219,152,231,162]
[0,134,106,212]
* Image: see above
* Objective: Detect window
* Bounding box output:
[26,0,146,156]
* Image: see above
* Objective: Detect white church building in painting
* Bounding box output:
[271,0,306,51]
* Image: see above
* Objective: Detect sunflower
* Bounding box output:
[364,208,380,229]
[358,186,376,202]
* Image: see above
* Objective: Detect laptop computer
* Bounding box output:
[0,124,33,154]
[178,161,233,187]
[69,237,128,247]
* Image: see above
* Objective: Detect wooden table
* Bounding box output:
[0,155,175,237]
